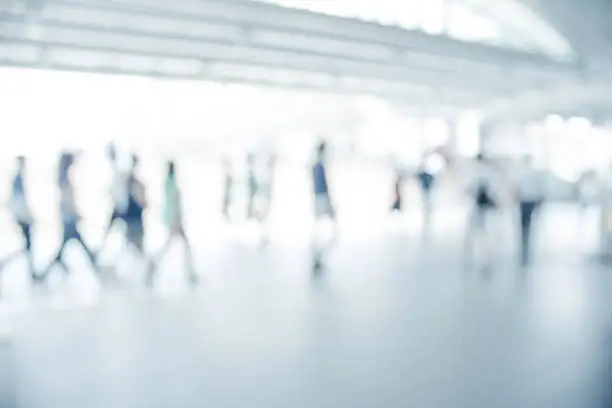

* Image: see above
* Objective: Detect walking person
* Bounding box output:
[259,154,276,219]
[246,153,259,220]
[390,168,403,214]
[146,160,199,286]
[40,152,101,282]
[121,154,152,272]
[0,156,38,283]
[516,155,545,267]
[311,141,338,272]
[257,154,277,245]
[416,158,436,233]
[465,153,499,271]
[221,158,234,222]
[98,143,130,256]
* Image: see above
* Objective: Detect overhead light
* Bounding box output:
[544,114,564,131]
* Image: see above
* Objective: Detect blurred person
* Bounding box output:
[389,168,403,214]
[146,160,199,286]
[98,143,129,256]
[257,154,277,245]
[122,154,151,270]
[246,153,258,219]
[465,153,499,271]
[417,155,436,232]
[40,152,101,281]
[259,154,277,220]
[221,158,234,221]
[311,141,337,271]
[515,155,545,267]
[0,156,38,282]
[577,170,599,211]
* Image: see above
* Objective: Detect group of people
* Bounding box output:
[221,153,277,226]
[0,145,199,291]
[465,153,546,270]
[391,151,547,270]
[0,140,548,295]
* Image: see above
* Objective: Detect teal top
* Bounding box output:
[163,175,180,226]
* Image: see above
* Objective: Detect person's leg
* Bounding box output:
[468,206,488,269]
[99,211,118,254]
[128,221,149,264]
[40,228,71,280]
[123,221,153,286]
[312,196,337,271]
[72,227,100,276]
[20,223,37,279]
[311,196,325,271]
[150,229,175,267]
[520,202,535,266]
[257,198,271,246]
[464,206,479,265]
[0,222,32,273]
[247,190,258,219]
[481,207,493,270]
[422,190,432,237]
[177,225,199,284]
[328,198,339,246]
[222,195,231,222]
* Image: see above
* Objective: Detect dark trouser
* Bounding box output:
[519,201,538,266]
[147,223,197,286]
[19,222,32,252]
[47,222,97,275]
[247,190,257,219]
[125,218,145,253]
[464,204,492,266]
[0,222,36,278]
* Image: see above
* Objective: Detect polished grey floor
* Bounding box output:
[1,205,612,408]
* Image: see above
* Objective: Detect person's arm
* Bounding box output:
[133,181,148,208]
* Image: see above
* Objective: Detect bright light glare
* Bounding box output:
[425,153,445,174]
[544,114,564,132]
[456,110,481,157]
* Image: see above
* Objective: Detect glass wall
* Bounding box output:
[0,67,464,247]
[524,115,612,182]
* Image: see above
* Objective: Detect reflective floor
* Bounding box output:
[1,205,611,408]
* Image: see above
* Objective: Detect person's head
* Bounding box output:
[316,141,327,160]
[167,160,175,178]
[476,153,485,162]
[16,156,26,172]
[130,154,140,173]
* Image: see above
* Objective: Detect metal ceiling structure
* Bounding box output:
[0,0,583,116]
[483,70,612,124]
[258,0,576,62]
[480,0,612,122]
[522,0,612,65]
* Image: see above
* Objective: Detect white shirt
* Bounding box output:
[517,167,545,202]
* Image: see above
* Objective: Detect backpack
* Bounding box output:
[476,181,495,208]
